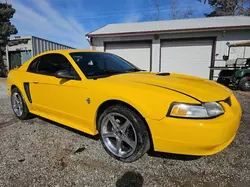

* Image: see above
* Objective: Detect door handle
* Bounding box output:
[33,81,39,84]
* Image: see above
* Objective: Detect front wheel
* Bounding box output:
[239,76,250,91]
[98,105,150,162]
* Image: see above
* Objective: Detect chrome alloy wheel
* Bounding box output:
[101,113,137,158]
[11,92,24,117]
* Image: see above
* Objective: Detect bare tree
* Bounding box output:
[152,0,160,20]
[170,0,180,19]
[151,0,193,20]
[170,0,194,19]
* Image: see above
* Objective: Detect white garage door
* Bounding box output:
[105,41,151,71]
[160,39,213,79]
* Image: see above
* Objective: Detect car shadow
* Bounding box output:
[116,171,143,187]
[36,116,99,141]
[28,116,201,160]
[147,150,201,161]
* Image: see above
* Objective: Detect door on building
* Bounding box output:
[9,50,32,70]
[9,52,22,70]
[105,41,152,71]
[160,39,214,79]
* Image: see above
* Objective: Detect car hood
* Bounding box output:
[104,72,231,102]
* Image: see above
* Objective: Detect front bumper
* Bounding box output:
[146,94,242,156]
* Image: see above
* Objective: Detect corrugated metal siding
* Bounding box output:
[32,36,73,56]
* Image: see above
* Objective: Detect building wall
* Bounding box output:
[8,36,33,52]
[91,29,250,78]
[31,36,73,56]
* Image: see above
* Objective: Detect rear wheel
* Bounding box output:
[239,76,250,91]
[98,105,150,162]
[11,88,30,120]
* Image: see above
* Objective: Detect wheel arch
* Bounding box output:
[96,99,154,150]
[10,83,34,110]
[10,84,27,101]
[10,84,21,96]
[243,73,250,77]
[236,71,250,79]
[10,84,24,96]
[11,84,18,91]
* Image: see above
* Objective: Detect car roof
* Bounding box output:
[18,50,107,71]
[40,49,104,55]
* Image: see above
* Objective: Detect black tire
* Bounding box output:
[97,105,150,162]
[11,88,30,120]
[239,76,250,91]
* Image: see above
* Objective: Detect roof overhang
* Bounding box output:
[86,25,250,38]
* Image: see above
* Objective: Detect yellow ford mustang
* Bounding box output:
[7,50,242,162]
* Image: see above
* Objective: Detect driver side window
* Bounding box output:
[28,53,80,79]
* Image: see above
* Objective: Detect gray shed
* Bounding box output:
[5,36,74,71]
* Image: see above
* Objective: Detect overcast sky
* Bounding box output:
[2,0,211,48]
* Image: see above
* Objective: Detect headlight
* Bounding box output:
[168,102,224,118]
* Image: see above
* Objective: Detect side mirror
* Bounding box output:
[223,55,229,61]
[55,70,76,79]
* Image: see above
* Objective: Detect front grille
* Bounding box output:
[224,97,232,106]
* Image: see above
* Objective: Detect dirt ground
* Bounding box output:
[0,78,250,187]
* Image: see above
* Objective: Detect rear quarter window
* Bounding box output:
[27,57,40,73]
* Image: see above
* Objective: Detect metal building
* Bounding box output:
[5,36,74,71]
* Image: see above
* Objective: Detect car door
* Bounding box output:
[27,53,93,132]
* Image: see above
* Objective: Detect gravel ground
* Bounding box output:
[0,78,250,187]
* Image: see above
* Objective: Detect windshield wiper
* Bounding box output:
[88,70,123,79]
[103,70,124,74]
[88,74,112,79]
[88,69,144,79]
[124,69,145,73]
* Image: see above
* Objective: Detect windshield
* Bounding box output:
[70,52,141,79]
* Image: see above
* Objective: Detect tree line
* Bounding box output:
[199,0,250,17]
[0,3,17,76]
[152,0,250,20]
